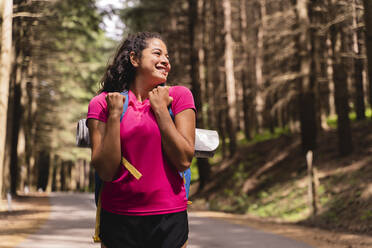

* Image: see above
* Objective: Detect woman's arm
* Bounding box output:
[150,87,196,172]
[87,93,124,181]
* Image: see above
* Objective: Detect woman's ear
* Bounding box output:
[130,51,139,67]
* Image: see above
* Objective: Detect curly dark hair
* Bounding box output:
[99,32,164,93]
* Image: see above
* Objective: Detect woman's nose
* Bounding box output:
[161,56,169,64]
[161,56,170,69]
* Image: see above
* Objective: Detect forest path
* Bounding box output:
[188,211,313,248]
[14,192,313,248]
[15,192,100,248]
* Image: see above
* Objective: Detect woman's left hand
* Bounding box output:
[149,85,195,172]
[149,86,173,112]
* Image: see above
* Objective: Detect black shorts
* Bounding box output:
[99,209,189,248]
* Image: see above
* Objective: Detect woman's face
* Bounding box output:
[134,38,171,86]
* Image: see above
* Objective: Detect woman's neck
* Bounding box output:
[130,79,154,102]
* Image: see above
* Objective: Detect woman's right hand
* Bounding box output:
[88,92,125,182]
[106,93,125,118]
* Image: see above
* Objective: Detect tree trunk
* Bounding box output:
[198,0,207,129]
[70,162,77,191]
[295,0,318,153]
[36,150,50,191]
[188,0,203,122]
[218,107,227,158]
[362,0,372,109]
[46,153,54,193]
[255,0,266,134]
[353,1,365,120]
[239,0,252,140]
[9,4,30,195]
[25,80,37,189]
[314,34,323,132]
[317,33,330,129]
[205,0,216,130]
[210,0,226,157]
[306,151,318,216]
[188,0,211,191]
[54,156,62,191]
[10,81,22,195]
[354,44,365,120]
[326,34,337,117]
[208,0,222,132]
[223,0,237,156]
[84,160,89,191]
[331,26,353,155]
[0,0,13,198]
[77,159,83,190]
[60,161,67,191]
[89,162,94,192]
[17,78,28,193]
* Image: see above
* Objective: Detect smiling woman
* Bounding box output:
[86,32,195,248]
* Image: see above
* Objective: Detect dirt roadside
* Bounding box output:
[1,194,371,248]
[0,193,50,248]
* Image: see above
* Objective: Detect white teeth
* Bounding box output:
[155,65,167,74]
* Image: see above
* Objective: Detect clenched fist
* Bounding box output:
[149,86,173,113]
[106,92,126,118]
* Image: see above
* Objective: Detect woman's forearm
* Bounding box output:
[154,108,195,172]
[90,115,122,181]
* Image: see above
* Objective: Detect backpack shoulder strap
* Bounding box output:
[120,90,129,122]
[170,107,191,200]
[119,89,173,121]
[168,107,174,120]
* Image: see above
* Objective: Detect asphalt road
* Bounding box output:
[15,193,313,248]
[188,212,313,248]
[15,192,100,248]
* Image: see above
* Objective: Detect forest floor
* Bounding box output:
[191,119,372,248]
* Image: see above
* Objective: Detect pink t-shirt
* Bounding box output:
[87,86,196,216]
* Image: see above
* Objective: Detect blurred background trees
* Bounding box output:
[0,0,371,199]
[0,0,113,195]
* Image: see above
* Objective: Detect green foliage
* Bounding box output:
[231,162,250,184]
[208,174,310,222]
[243,183,308,221]
[120,0,175,33]
[327,107,372,128]
[28,0,118,162]
[361,210,372,221]
[239,127,290,145]
[190,158,199,182]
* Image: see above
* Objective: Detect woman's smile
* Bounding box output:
[155,64,169,76]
